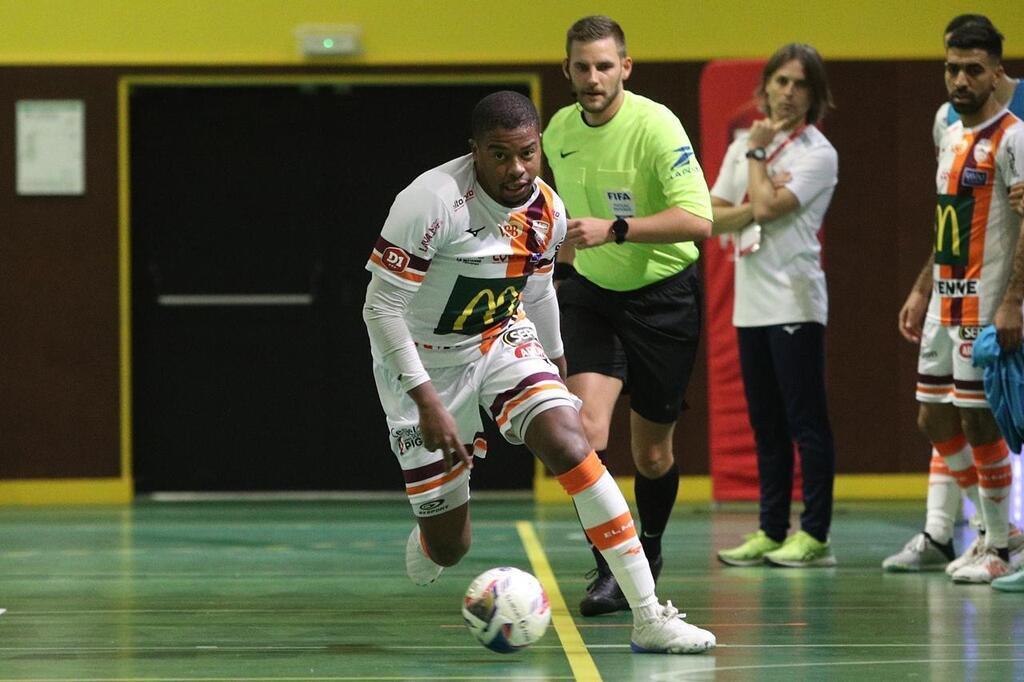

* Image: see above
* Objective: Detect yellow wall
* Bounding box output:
[1,0,1020,64]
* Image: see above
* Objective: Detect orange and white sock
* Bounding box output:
[933,434,982,524]
[924,449,958,544]
[557,451,658,614]
[974,440,1012,550]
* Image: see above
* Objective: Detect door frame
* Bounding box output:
[117,72,541,499]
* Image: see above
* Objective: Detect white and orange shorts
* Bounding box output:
[915,317,987,408]
[372,319,581,518]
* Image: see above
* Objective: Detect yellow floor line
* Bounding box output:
[516,520,602,682]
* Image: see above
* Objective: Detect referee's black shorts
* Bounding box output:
[557,265,701,424]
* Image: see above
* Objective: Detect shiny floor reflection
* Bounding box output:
[0,499,1021,680]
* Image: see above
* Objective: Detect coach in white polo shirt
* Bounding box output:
[708,43,839,568]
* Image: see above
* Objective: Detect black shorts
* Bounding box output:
[557,265,701,424]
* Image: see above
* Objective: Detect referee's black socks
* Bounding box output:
[635,462,680,562]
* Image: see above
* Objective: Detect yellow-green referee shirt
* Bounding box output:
[544,90,712,291]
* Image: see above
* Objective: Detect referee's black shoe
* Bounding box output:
[579,554,663,617]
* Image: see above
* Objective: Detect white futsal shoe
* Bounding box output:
[948,524,1023,576]
[950,547,1012,584]
[946,519,987,577]
[946,535,984,576]
[405,526,443,586]
[882,532,954,572]
[630,601,716,654]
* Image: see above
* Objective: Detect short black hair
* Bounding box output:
[944,14,994,36]
[947,22,1004,60]
[565,15,627,58]
[758,43,834,125]
[471,91,539,140]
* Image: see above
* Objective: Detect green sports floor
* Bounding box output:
[0,499,1021,681]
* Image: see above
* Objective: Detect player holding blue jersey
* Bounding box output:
[884,16,1024,579]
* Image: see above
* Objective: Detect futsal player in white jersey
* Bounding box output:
[890,24,1024,583]
[884,14,1024,576]
[361,91,715,653]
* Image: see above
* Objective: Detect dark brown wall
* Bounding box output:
[825,62,940,474]
[1,68,121,478]
[3,60,1019,482]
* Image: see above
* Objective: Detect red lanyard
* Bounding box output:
[766,124,807,163]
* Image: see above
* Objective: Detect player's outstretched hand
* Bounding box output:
[898,289,928,344]
[566,218,613,248]
[994,299,1023,352]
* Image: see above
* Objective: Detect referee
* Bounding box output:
[544,15,713,617]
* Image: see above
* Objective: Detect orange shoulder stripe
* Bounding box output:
[369,253,425,283]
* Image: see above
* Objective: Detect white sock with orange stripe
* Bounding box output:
[557,451,659,618]
[974,440,1012,550]
[924,449,958,544]
[938,435,982,513]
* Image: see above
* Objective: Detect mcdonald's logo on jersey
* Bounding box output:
[434,274,528,336]
[934,194,974,266]
[935,204,959,253]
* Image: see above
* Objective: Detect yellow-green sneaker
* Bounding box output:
[717,530,782,567]
[764,530,837,567]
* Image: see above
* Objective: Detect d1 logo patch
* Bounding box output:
[382,247,410,272]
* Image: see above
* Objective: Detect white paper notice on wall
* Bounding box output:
[16,99,85,195]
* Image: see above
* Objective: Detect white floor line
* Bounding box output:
[1,642,1021,654]
[651,658,1024,679]
[0,677,571,682]
[714,643,1024,648]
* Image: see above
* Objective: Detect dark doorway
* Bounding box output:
[130,79,534,492]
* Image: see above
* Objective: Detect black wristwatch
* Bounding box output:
[745,147,767,161]
[611,218,629,244]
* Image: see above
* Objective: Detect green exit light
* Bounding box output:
[322,38,335,49]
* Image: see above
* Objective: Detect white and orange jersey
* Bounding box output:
[930,109,1024,326]
[365,154,566,368]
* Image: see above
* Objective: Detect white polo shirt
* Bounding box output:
[711,124,838,327]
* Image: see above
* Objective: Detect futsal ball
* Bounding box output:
[462,566,551,653]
